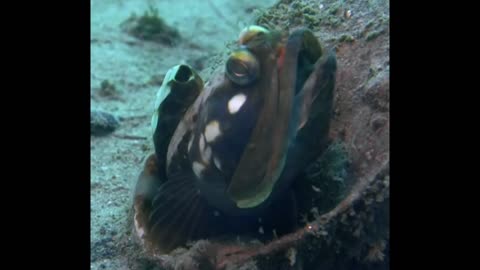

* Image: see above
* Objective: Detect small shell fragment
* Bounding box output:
[345,10,352,19]
[286,247,297,266]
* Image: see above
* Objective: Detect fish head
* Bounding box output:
[170,25,336,211]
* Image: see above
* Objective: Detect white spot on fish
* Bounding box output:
[228,93,247,114]
[258,226,264,234]
[201,146,212,163]
[204,120,221,142]
[214,210,220,217]
[192,161,206,178]
[213,156,222,171]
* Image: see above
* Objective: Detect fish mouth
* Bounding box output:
[234,186,273,209]
[231,157,285,209]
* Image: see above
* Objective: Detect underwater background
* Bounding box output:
[91,0,389,269]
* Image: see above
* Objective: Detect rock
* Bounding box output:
[91,110,120,136]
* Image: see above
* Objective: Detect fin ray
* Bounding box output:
[144,173,214,253]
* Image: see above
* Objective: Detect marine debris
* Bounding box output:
[121,5,181,45]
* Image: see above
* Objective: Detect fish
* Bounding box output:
[133,25,337,253]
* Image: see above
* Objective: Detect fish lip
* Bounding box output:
[228,154,287,209]
[230,181,275,209]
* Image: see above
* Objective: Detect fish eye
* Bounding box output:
[226,49,259,86]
